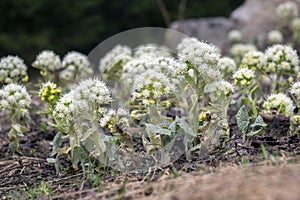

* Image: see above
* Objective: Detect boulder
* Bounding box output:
[169,17,234,50]
[231,0,300,46]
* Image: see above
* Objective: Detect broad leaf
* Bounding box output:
[236,105,249,134]
[145,123,171,136]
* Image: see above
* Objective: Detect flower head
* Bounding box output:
[38,82,62,104]
[132,70,176,105]
[53,92,74,121]
[0,56,28,84]
[99,45,132,78]
[267,30,283,44]
[228,30,242,43]
[100,108,130,134]
[32,50,62,72]
[218,57,237,74]
[263,93,294,116]
[230,43,257,64]
[205,80,234,97]
[0,83,31,117]
[177,37,221,81]
[134,44,172,58]
[233,68,255,87]
[72,78,112,114]
[264,44,299,74]
[276,1,298,22]
[290,81,300,100]
[60,51,92,81]
[240,51,265,71]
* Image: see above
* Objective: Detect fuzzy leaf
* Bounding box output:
[51,132,62,156]
[72,146,82,165]
[145,123,171,136]
[176,117,195,137]
[236,105,249,134]
[250,115,267,128]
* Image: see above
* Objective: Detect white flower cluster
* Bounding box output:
[100,108,130,134]
[121,56,185,85]
[99,45,132,75]
[60,51,93,81]
[290,81,300,100]
[32,50,62,72]
[53,92,74,121]
[240,51,265,71]
[205,80,234,97]
[276,1,298,22]
[228,30,242,43]
[132,70,176,105]
[0,83,31,116]
[233,68,255,86]
[230,43,257,64]
[218,57,237,74]
[0,56,28,84]
[121,57,153,84]
[72,78,112,114]
[177,37,221,81]
[267,30,283,44]
[134,43,172,58]
[263,93,294,116]
[264,44,299,73]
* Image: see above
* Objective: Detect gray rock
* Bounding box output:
[169,17,234,50]
[231,0,300,46]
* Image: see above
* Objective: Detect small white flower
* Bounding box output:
[32,50,62,72]
[0,83,31,116]
[99,108,129,134]
[228,30,242,43]
[53,92,74,121]
[240,51,265,71]
[218,57,237,74]
[263,93,294,116]
[276,1,298,22]
[60,51,92,81]
[134,44,172,58]
[264,44,299,73]
[291,81,300,100]
[177,37,221,81]
[99,45,132,75]
[230,43,257,64]
[72,78,112,114]
[132,70,176,105]
[267,30,283,44]
[233,68,255,86]
[0,56,28,84]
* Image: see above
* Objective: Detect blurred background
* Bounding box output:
[0,0,244,62]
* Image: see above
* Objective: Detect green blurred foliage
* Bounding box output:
[0,0,244,62]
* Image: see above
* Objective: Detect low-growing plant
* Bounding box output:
[0,83,31,152]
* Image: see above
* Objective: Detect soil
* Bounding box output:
[0,97,300,199]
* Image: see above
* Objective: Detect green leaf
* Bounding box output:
[176,117,195,137]
[250,115,267,128]
[72,146,82,165]
[51,132,62,156]
[247,129,264,137]
[12,124,29,133]
[46,158,56,163]
[145,123,171,136]
[236,105,249,134]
